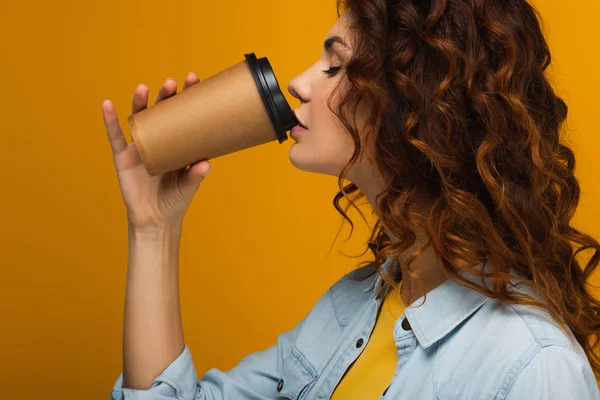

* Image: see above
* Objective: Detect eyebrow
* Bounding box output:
[323,35,348,51]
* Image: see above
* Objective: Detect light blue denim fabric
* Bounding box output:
[110,253,600,399]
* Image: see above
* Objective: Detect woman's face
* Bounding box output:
[287,12,373,182]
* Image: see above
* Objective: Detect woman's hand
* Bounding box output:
[102,73,212,232]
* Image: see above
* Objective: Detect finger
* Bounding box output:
[179,160,211,199]
[131,84,149,116]
[182,72,200,91]
[154,78,178,103]
[102,100,128,156]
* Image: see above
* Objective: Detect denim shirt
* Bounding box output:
[110,254,600,399]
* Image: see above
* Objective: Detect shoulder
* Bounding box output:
[496,297,599,398]
[286,262,377,372]
[328,262,377,294]
[293,261,377,336]
[435,283,598,398]
[499,341,600,399]
[283,263,377,349]
[463,282,584,354]
[302,262,377,331]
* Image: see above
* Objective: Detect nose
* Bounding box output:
[287,75,309,104]
[287,81,300,100]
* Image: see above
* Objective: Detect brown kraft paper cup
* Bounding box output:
[128,53,299,176]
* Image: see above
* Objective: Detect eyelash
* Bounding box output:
[322,66,342,76]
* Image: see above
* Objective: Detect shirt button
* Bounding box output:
[401,317,411,330]
[277,378,284,392]
[356,338,364,348]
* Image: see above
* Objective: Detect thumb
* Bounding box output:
[178,160,211,199]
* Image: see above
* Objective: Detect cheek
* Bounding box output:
[311,86,353,147]
[309,92,354,156]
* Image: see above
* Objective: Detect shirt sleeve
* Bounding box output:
[503,344,600,400]
[110,316,306,400]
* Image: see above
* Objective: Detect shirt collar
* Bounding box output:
[363,253,527,349]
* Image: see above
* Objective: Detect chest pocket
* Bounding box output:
[276,346,318,400]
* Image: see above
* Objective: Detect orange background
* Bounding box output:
[0,0,598,398]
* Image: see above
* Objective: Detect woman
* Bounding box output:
[102,0,600,399]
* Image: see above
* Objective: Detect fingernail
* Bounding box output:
[188,72,194,77]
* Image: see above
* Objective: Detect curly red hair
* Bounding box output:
[328,0,600,380]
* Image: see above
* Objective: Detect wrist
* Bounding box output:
[128,221,183,241]
[127,222,182,272]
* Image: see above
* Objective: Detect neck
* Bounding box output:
[350,166,448,306]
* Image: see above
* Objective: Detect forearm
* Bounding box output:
[122,222,185,390]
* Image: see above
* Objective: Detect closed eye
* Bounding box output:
[322,66,342,76]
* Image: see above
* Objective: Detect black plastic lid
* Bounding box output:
[244,53,298,144]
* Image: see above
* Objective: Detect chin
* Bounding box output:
[288,143,340,176]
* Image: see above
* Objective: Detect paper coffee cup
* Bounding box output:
[128,53,299,176]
